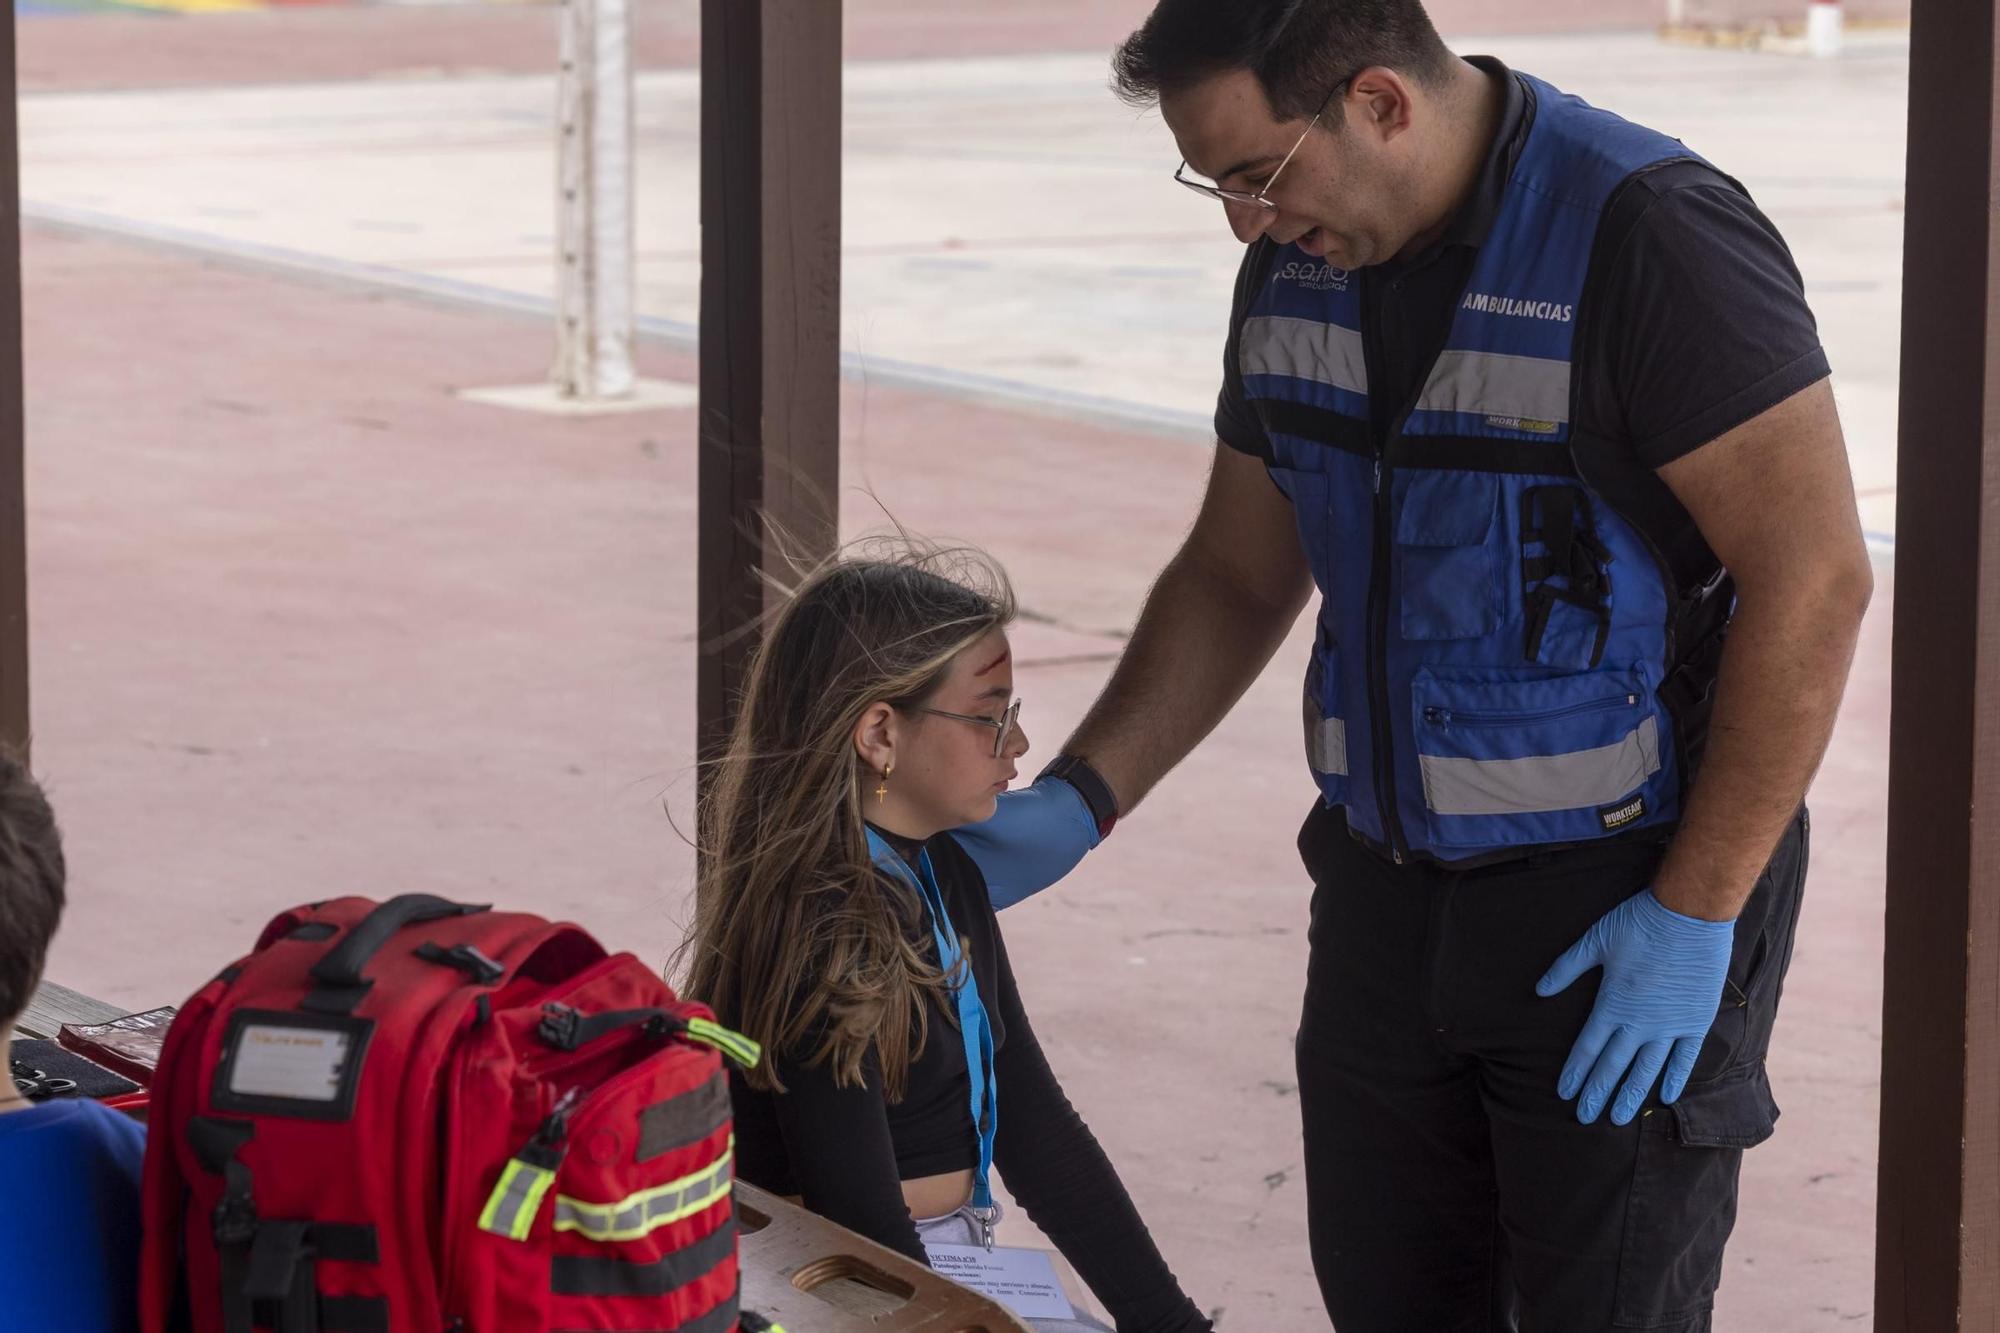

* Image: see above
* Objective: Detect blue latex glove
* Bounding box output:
[947,774,1102,911]
[1535,887,1735,1126]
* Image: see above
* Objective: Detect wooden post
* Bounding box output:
[0,6,28,758]
[1876,1,2000,1327]
[696,1,842,789]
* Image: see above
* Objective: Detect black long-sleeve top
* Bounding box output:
[729,826,1211,1333]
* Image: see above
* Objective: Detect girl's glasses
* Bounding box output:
[919,699,1023,759]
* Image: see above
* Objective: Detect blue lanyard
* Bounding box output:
[865,828,999,1222]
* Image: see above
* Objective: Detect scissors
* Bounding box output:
[10,1059,78,1099]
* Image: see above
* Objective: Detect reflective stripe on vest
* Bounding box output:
[1306,693,1348,778]
[1414,349,1572,431]
[1239,73,1704,862]
[1419,714,1660,816]
[1241,315,1370,396]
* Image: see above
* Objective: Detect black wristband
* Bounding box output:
[1038,753,1120,838]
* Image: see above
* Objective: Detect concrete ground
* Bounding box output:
[16,24,1911,541]
[15,3,1897,1329]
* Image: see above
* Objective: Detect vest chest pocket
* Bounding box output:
[1395,471,1501,641]
[1412,664,1663,848]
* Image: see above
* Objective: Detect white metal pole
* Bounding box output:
[553,0,636,400]
[1806,0,1844,57]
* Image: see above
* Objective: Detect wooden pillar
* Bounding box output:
[696,0,841,787]
[0,7,28,758]
[1876,1,2000,1326]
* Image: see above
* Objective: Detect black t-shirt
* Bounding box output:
[1214,57,1830,471]
[728,827,1210,1333]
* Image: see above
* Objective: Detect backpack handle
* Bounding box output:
[537,1005,679,1052]
[307,894,491,997]
[538,1004,762,1068]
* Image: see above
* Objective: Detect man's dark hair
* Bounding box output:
[0,748,66,1028]
[1112,0,1452,122]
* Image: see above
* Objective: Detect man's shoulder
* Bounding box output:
[1618,156,1752,210]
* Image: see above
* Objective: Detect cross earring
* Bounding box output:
[875,761,893,804]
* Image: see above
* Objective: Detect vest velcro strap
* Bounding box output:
[1521,486,1613,668]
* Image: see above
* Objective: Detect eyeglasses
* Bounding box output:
[918,699,1023,759]
[1173,72,1358,212]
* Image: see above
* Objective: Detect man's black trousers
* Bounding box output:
[1294,802,1809,1332]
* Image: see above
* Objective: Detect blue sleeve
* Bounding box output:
[948,777,1102,911]
[94,1102,148,1183]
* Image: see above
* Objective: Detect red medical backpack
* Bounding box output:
[138,893,763,1333]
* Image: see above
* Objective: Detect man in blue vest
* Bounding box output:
[975,0,1875,1327]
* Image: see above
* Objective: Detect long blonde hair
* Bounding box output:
[676,542,1016,1098]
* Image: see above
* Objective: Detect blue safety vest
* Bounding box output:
[1242,75,1731,864]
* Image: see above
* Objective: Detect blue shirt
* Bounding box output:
[0,1098,147,1331]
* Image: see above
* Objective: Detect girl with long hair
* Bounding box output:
[678,544,1210,1333]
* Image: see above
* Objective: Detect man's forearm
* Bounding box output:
[1062,542,1307,814]
[1653,569,1872,921]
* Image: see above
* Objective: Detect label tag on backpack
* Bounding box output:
[229,1023,351,1101]
[213,1009,372,1121]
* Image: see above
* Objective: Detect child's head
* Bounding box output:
[728,544,1024,838]
[0,750,66,1035]
[684,542,1020,1093]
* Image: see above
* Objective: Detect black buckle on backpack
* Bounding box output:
[538,1004,584,1051]
[213,1193,259,1247]
[537,1003,680,1052]
[413,941,506,986]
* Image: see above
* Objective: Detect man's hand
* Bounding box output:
[1536,888,1734,1126]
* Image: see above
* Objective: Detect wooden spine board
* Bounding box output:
[735,1181,1031,1333]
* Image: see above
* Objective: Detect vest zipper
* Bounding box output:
[1423,693,1638,730]
[1366,452,1404,862]
[1359,273,1410,864]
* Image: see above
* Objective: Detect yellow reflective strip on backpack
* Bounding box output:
[478,1157,557,1241]
[554,1136,735,1242]
[684,1016,762,1069]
